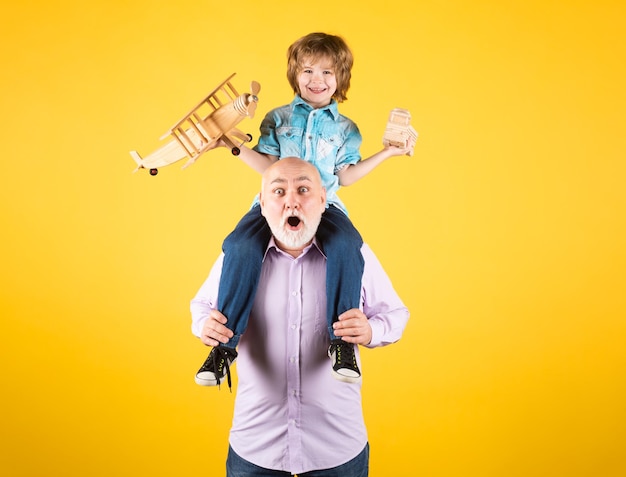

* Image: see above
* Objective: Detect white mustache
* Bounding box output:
[268,208,321,251]
[283,210,302,224]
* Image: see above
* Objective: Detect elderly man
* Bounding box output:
[191,157,409,476]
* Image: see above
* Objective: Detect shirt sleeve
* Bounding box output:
[360,244,410,347]
[253,110,280,156]
[334,119,362,174]
[190,253,224,338]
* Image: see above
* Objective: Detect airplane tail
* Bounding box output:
[129,150,144,173]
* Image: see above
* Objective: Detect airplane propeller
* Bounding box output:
[247,81,261,118]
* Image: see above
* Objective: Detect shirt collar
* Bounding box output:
[264,236,326,261]
[292,95,339,121]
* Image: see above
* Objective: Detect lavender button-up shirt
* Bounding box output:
[191,239,409,474]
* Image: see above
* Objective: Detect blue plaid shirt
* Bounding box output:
[253,95,362,214]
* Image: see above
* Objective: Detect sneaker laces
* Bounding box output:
[206,346,236,391]
[330,339,358,369]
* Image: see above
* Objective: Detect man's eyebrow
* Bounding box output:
[270,175,313,184]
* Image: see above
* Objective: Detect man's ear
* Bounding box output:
[259,193,266,216]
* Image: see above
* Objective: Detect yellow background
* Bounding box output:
[2,1,625,476]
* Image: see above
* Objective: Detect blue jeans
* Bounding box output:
[226,443,369,476]
[217,205,364,348]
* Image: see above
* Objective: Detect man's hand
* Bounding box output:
[200,310,234,347]
[332,309,372,345]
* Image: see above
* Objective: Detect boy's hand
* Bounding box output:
[385,135,416,157]
[200,310,234,347]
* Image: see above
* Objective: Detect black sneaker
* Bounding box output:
[328,339,361,383]
[195,346,238,389]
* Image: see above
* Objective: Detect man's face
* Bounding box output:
[260,158,326,254]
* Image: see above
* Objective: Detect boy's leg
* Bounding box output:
[218,205,270,346]
[316,206,364,383]
[195,205,271,387]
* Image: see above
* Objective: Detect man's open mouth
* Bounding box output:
[287,216,301,227]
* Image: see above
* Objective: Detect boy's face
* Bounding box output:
[297,55,338,109]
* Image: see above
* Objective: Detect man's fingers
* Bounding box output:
[200,310,234,347]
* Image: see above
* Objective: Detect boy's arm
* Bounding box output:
[199,105,279,174]
[236,146,278,174]
[204,139,277,174]
[337,143,414,186]
[234,108,280,173]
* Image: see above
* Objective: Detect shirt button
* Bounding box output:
[291,324,297,330]
[292,291,298,296]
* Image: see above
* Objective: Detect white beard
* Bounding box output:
[269,213,321,250]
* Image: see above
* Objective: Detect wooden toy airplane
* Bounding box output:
[382,108,418,156]
[130,73,260,175]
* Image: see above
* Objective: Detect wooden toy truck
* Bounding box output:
[382,108,418,156]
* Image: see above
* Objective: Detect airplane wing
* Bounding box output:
[163,73,238,138]
[131,127,214,173]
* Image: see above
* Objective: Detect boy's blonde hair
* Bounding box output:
[286,32,354,103]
